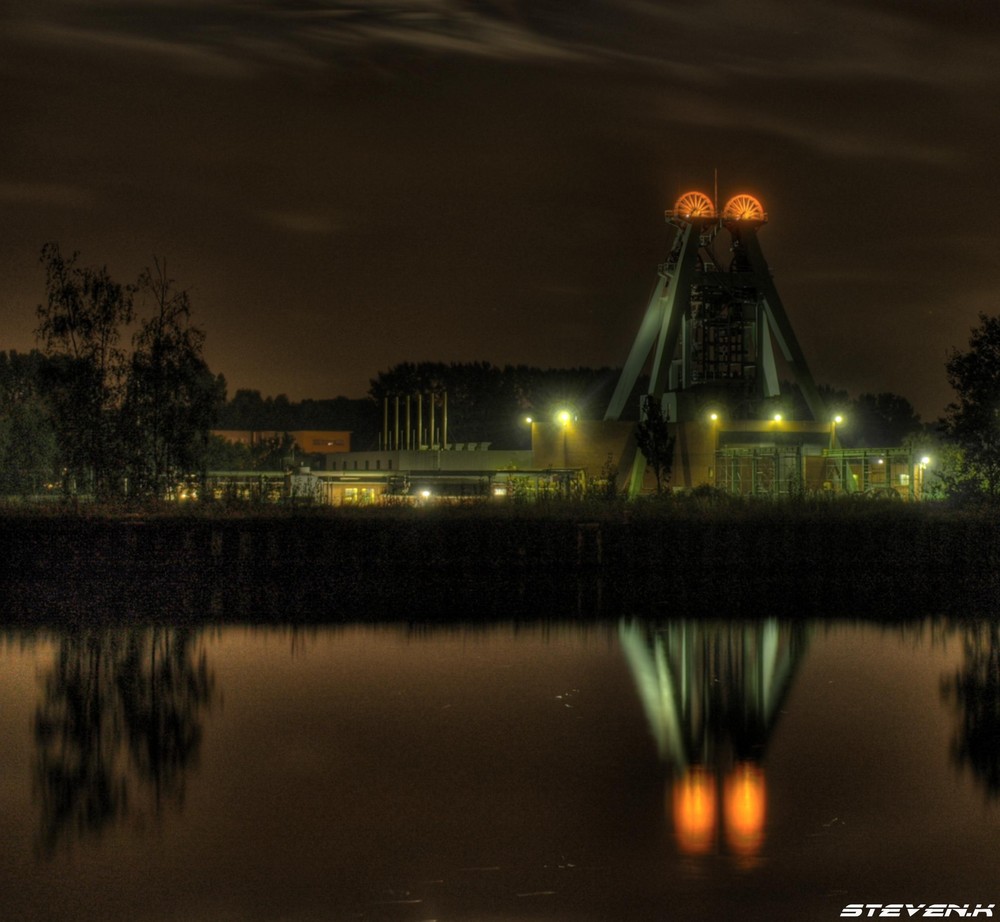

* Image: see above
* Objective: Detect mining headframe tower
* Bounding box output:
[603,189,831,496]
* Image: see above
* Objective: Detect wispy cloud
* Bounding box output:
[4,1,592,76]
[663,91,960,165]
[258,209,340,235]
[7,19,252,77]
[7,0,999,101]
[620,0,999,88]
[0,180,97,208]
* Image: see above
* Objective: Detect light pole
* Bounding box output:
[917,455,930,500]
[557,409,572,470]
[830,414,843,450]
[708,412,720,485]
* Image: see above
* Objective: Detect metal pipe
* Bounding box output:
[394,396,400,451]
[429,394,436,449]
[416,393,423,450]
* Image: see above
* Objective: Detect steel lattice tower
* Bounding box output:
[605,190,827,494]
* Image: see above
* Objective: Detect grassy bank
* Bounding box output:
[1,497,998,623]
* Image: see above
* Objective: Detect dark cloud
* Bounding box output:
[2,0,999,418]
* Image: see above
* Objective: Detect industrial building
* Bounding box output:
[207,189,929,504]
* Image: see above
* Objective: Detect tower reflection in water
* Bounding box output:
[620,619,809,865]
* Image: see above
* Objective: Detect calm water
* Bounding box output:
[1,619,999,921]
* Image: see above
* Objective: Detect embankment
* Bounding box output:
[1,502,997,623]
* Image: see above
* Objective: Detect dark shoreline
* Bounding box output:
[2,503,998,623]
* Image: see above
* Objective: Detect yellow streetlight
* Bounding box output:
[708,412,720,484]
[556,409,574,468]
[916,456,931,500]
[831,414,844,449]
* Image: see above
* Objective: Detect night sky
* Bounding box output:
[3,1,999,420]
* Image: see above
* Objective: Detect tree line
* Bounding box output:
[368,361,634,449]
[4,244,1000,502]
[1,244,223,500]
[216,390,377,434]
[212,363,640,453]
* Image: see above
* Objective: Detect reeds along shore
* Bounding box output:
[1,499,999,623]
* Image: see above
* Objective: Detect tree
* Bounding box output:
[0,394,58,496]
[942,313,1000,500]
[121,261,224,500]
[33,244,222,503]
[203,434,255,472]
[850,392,923,447]
[635,394,675,494]
[0,350,59,496]
[368,361,625,449]
[35,243,134,498]
[254,432,297,470]
[221,389,267,430]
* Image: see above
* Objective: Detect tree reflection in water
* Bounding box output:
[33,627,214,854]
[942,621,1000,798]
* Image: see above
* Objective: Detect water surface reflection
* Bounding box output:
[33,627,214,854]
[942,621,1000,798]
[0,619,998,922]
[620,620,810,866]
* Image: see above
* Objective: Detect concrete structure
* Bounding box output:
[204,434,930,504]
[530,416,847,495]
[319,444,535,504]
[530,419,635,476]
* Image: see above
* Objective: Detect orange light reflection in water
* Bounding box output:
[723,762,767,860]
[671,767,717,855]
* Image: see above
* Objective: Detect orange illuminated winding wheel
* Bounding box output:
[672,191,716,218]
[722,194,766,222]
